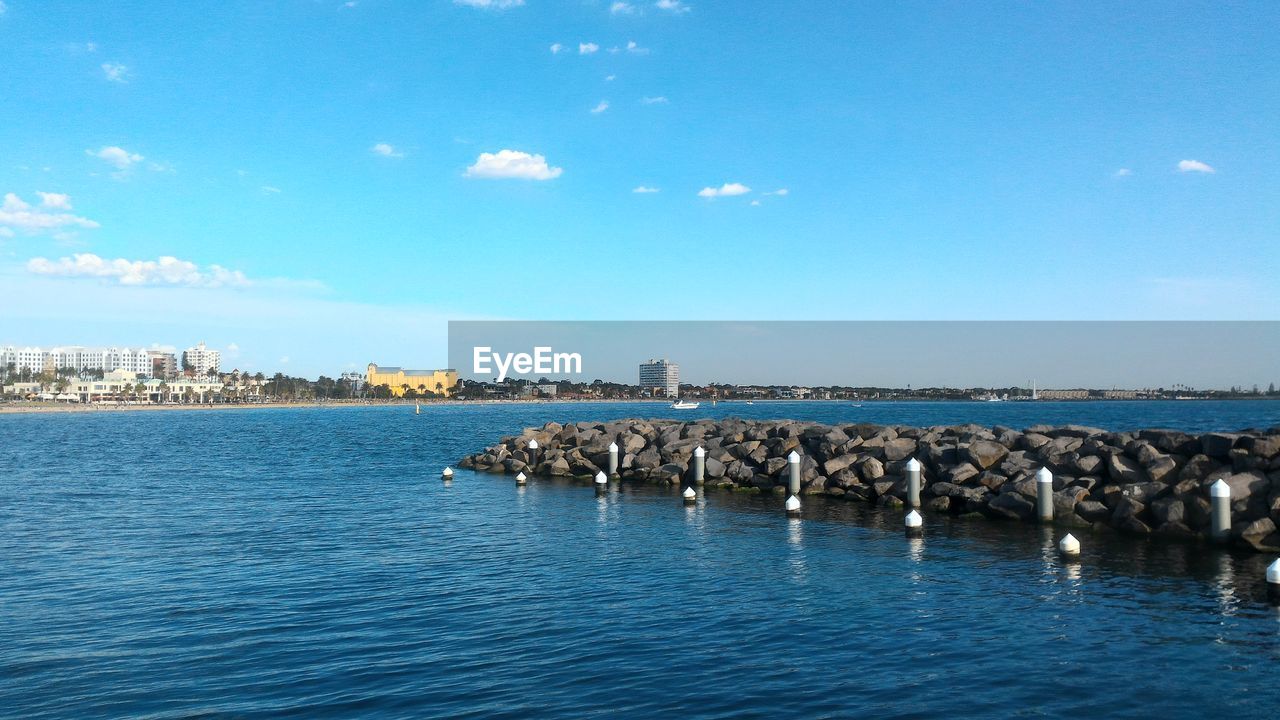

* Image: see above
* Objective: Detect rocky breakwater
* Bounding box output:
[459,418,1280,552]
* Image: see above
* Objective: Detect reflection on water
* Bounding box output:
[786,517,807,583]
[1215,552,1239,619]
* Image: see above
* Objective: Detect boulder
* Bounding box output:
[943,463,979,485]
[884,438,918,462]
[1075,500,1111,523]
[965,440,1009,470]
[988,491,1035,520]
[1107,454,1147,484]
[1150,497,1186,526]
[1200,433,1240,459]
[822,454,860,476]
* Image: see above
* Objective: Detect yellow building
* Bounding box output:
[367,363,458,397]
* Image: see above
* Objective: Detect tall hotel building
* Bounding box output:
[639,358,679,398]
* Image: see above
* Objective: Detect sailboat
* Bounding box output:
[415,402,421,415]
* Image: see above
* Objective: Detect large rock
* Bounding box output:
[1107,454,1147,484]
[884,438,918,462]
[943,463,980,485]
[1217,471,1269,500]
[1200,433,1240,459]
[966,440,1009,470]
[822,454,860,476]
[988,491,1035,520]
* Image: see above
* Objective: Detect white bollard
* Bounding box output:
[1058,533,1080,558]
[515,471,527,486]
[785,494,801,517]
[905,457,922,509]
[904,509,923,538]
[693,446,706,487]
[1267,559,1280,605]
[1036,467,1054,523]
[608,442,619,477]
[594,470,608,494]
[442,466,453,481]
[527,439,540,469]
[683,486,697,505]
[1210,478,1231,543]
[787,450,801,496]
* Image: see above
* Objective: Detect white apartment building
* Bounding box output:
[182,342,221,377]
[639,358,680,398]
[1,345,153,375]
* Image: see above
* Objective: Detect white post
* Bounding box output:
[594,470,608,494]
[693,446,705,487]
[1267,559,1280,605]
[904,509,923,538]
[442,466,453,482]
[515,471,527,486]
[1036,467,1054,523]
[527,439,539,470]
[905,457,922,509]
[785,494,801,516]
[1210,478,1231,542]
[787,450,801,496]
[1058,533,1080,558]
[683,486,697,505]
[608,442,619,477]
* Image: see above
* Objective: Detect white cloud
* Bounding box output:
[626,40,649,54]
[343,1,358,7]
[370,142,404,158]
[698,182,751,198]
[0,2,7,16]
[590,100,610,114]
[279,356,290,364]
[0,193,100,235]
[632,186,660,193]
[0,227,14,238]
[36,192,73,209]
[87,145,144,171]
[605,74,616,81]
[579,42,599,55]
[1113,168,1132,178]
[640,95,668,104]
[227,342,240,352]
[1177,159,1215,174]
[464,149,563,180]
[764,188,789,196]
[750,200,761,206]
[611,2,635,14]
[261,186,282,194]
[453,0,525,9]
[655,0,691,13]
[101,62,129,83]
[27,253,252,288]
[550,43,564,54]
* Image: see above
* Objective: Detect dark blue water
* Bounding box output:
[2,401,1279,719]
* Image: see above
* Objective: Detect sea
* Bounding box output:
[1,400,1278,718]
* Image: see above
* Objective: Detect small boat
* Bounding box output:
[415,402,421,415]
[745,400,754,405]
[670,400,700,410]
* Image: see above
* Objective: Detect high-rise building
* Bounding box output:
[1,345,152,375]
[148,350,178,379]
[183,342,221,377]
[639,358,679,398]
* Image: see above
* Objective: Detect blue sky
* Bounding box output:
[1,0,1277,377]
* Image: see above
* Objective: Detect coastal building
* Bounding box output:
[148,350,178,379]
[639,358,679,398]
[340,371,366,392]
[1,345,153,375]
[366,363,458,397]
[183,342,221,377]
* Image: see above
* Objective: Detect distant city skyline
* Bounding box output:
[449,321,1280,391]
[2,2,1278,375]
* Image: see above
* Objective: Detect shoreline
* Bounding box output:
[4,395,1278,416]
